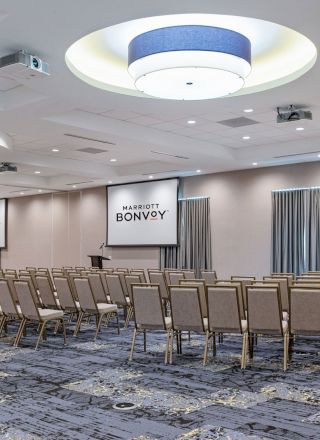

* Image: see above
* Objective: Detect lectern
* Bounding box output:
[88,255,110,269]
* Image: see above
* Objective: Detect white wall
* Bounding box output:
[2,162,320,274]
[183,162,320,278]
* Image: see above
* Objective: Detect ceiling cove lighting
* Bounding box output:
[128,25,251,100]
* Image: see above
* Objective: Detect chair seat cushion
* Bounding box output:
[241,319,248,332]
[38,308,64,320]
[97,303,117,314]
[282,311,289,322]
[164,316,172,329]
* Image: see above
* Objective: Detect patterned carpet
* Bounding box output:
[0,316,320,440]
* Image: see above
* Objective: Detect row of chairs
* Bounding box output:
[129,282,320,371]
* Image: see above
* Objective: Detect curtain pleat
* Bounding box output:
[160,197,212,276]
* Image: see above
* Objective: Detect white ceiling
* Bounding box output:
[0,0,320,197]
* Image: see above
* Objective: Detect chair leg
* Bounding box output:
[73,311,83,336]
[129,328,137,361]
[0,316,6,336]
[212,332,216,356]
[14,318,26,347]
[125,307,132,328]
[165,330,171,364]
[241,332,248,369]
[143,329,147,352]
[203,330,210,366]
[61,319,67,345]
[283,332,289,371]
[116,313,120,335]
[169,330,174,364]
[94,314,104,341]
[35,322,47,350]
[53,321,60,335]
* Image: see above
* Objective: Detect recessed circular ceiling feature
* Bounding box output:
[65,13,317,100]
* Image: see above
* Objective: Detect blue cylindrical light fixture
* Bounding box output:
[128,25,251,100]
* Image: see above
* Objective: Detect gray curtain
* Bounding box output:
[309,189,320,270]
[160,197,212,276]
[272,189,311,275]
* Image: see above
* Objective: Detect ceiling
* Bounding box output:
[0,0,319,198]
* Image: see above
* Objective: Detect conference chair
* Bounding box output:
[53,276,80,317]
[179,279,207,317]
[13,280,66,350]
[164,268,181,285]
[26,266,36,272]
[0,279,23,339]
[148,270,170,309]
[35,275,60,309]
[129,284,172,364]
[263,276,289,312]
[200,270,217,284]
[75,266,86,271]
[245,285,289,371]
[112,271,129,296]
[230,276,255,310]
[95,271,110,298]
[106,274,133,327]
[168,272,185,285]
[213,280,245,320]
[289,287,320,366]
[206,285,248,367]
[116,268,129,273]
[168,285,207,363]
[19,270,30,276]
[73,277,118,339]
[88,273,108,303]
[182,270,196,279]
[5,269,17,277]
[130,269,147,283]
[271,273,295,286]
[19,274,42,307]
[124,274,144,302]
[3,273,19,303]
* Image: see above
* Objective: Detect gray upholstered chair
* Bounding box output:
[183,270,196,279]
[13,280,66,350]
[36,275,60,309]
[246,285,289,371]
[129,284,172,363]
[53,276,79,315]
[169,285,207,364]
[106,274,132,327]
[148,271,169,305]
[214,280,245,320]
[179,279,208,317]
[0,279,23,339]
[124,274,143,302]
[88,273,108,303]
[130,269,147,283]
[206,285,247,367]
[73,277,118,339]
[231,276,255,310]
[168,272,185,285]
[263,276,289,312]
[200,270,217,284]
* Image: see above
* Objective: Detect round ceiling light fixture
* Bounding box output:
[65,14,317,100]
[127,25,251,100]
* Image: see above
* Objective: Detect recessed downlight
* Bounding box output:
[52,148,60,152]
[244,108,254,113]
[317,154,320,158]
[34,171,41,174]
[296,127,305,131]
[252,162,258,166]
[108,180,113,184]
[196,169,201,173]
[72,185,77,188]
[20,192,24,195]
[110,158,117,162]
[148,175,154,179]
[38,189,42,193]
[242,136,251,140]
[187,120,196,125]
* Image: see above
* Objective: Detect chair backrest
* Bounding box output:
[19,274,41,306]
[132,285,165,330]
[168,272,185,285]
[207,286,242,333]
[292,282,320,288]
[106,274,127,306]
[148,271,169,300]
[36,275,58,308]
[200,270,217,284]
[14,280,39,320]
[3,274,19,303]
[246,286,283,335]
[97,272,109,295]
[74,278,96,311]
[5,269,17,276]
[26,266,36,271]
[130,270,147,283]
[0,279,20,316]
[230,277,255,309]
[179,279,207,317]
[54,276,76,310]
[75,266,85,270]
[116,268,129,273]
[112,271,129,296]
[214,280,245,319]
[124,274,143,301]
[169,286,204,332]
[19,270,30,276]
[183,270,196,279]
[263,276,289,311]
[88,273,107,303]
[290,287,320,335]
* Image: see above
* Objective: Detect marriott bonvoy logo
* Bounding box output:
[116,203,169,222]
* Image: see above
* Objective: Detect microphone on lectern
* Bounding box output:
[99,242,105,250]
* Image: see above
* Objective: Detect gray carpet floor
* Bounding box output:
[0,317,320,439]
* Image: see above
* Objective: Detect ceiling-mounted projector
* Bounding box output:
[0,50,49,80]
[0,163,17,172]
[277,105,312,123]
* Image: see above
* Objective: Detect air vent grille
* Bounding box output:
[217,117,259,128]
[64,133,115,145]
[151,150,189,160]
[76,147,107,154]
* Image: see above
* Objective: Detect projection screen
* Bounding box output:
[0,199,7,248]
[107,179,178,246]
